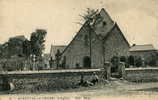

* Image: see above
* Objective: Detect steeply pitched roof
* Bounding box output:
[103,22,130,47]
[96,8,129,46]
[94,8,115,37]
[129,44,157,52]
[59,8,129,56]
[60,22,90,56]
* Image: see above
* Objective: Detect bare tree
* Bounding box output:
[79,8,103,68]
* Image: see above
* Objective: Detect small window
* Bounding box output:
[103,21,107,26]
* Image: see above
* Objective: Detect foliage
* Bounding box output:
[111,56,119,65]
[0,29,47,71]
[0,57,25,71]
[147,53,158,66]
[22,39,31,58]
[135,56,142,67]
[3,36,26,58]
[128,55,135,66]
[120,56,126,62]
[30,29,47,57]
[1,42,9,58]
[80,8,102,28]
[55,49,61,69]
[0,44,3,57]
[82,8,99,22]
[120,56,129,68]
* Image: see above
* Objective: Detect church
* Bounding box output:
[50,8,130,69]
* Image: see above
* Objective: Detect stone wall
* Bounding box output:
[60,9,130,69]
[103,23,130,62]
[125,68,158,82]
[0,70,103,92]
[1,68,158,92]
[62,23,104,69]
[11,75,91,93]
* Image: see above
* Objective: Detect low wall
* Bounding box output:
[125,67,158,82]
[0,69,103,93]
[1,68,158,93]
[0,69,102,78]
[12,74,92,93]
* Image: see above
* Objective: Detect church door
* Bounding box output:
[83,56,91,68]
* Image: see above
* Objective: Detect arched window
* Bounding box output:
[83,56,91,68]
[102,21,107,26]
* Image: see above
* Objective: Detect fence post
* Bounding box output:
[118,62,126,79]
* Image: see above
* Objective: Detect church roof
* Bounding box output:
[129,44,157,52]
[94,8,115,37]
[103,22,130,47]
[50,8,129,57]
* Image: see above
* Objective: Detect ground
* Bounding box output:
[1,79,158,100]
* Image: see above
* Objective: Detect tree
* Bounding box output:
[30,29,47,58]
[55,49,61,69]
[1,42,9,58]
[6,35,26,57]
[80,8,104,29]
[128,55,135,66]
[79,8,102,68]
[0,44,3,57]
[120,56,126,62]
[120,56,129,68]
[148,53,158,66]
[135,56,142,67]
[22,39,31,58]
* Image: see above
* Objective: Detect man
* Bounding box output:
[91,72,99,85]
[78,75,93,87]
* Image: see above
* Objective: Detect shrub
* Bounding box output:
[135,56,142,67]
[128,55,135,66]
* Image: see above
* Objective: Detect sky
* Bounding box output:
[0,0,158,53]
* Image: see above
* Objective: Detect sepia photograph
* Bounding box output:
[0,0,158,100]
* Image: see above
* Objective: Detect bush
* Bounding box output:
[147,54,158,66]
[135,56,142,67]
[128,55,135,66]
[120,56,129,68]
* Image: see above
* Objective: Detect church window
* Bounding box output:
[103,21,107,26]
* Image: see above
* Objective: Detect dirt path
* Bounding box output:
[1,80,158,100]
